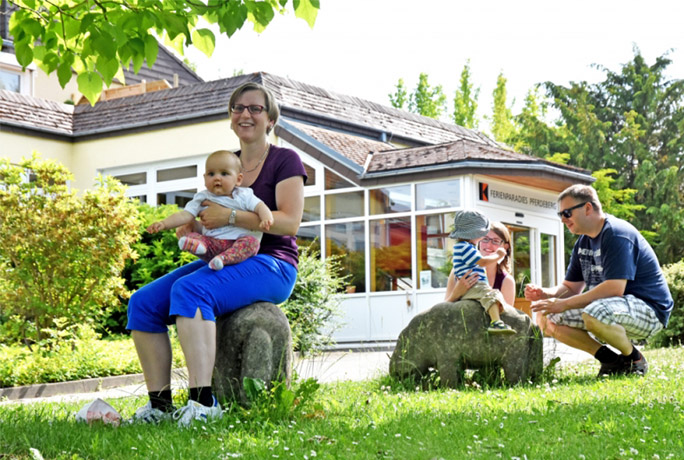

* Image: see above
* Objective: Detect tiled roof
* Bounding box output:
[0,89,73,135]
[367,138,534,173]
[122,44,203,87]
[285,119,394,167]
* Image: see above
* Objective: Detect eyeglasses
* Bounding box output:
[230,104,266,115]
[557,202,588,219]
[481,237,504,246]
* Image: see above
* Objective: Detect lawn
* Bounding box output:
[1,347,684,459]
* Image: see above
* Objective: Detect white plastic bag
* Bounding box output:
[75,398,122,427]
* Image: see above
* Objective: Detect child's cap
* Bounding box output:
[449,210,490,239]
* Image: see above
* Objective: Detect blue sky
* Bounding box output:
[186,0,684,128]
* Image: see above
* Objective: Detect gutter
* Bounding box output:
[360,160,594,183]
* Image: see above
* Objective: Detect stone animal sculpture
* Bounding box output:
[390,300,543,387]
[213,301,292,406]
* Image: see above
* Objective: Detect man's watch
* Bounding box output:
[229,208,237,225]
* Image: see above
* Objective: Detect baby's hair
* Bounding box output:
[207,149,242,171]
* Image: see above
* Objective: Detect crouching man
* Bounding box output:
[526,185,673,377]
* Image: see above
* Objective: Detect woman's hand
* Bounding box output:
[445,269,478,302]
[198,201,230,230]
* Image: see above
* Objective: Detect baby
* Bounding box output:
[147,150,273,270]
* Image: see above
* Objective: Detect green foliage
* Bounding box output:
[591,169,644,220]
[280,244,348,355]
[124,203,197,290]
[544,50,684,264]
[409,72,447,119]
[0,154,139,346]
[452,60,479,129]
[0,327,185,387]
[388,77,408,110]
[650,260,684,348]
[100,202,195,334]
[489,71,515,143]
[4,347,684,459]
[7,0,319,104]
[240,376,320,421]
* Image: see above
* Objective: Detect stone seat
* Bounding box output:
[213,301,292,406]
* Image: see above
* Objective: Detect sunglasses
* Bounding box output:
[557,202,588,219]
[230,104,266,115]
[481,237,504,246]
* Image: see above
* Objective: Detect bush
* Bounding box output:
[650,260,684,347]
[0,154,139,346]
[280,244,348,356]
[0,326,186,387]
[101,203,197,334]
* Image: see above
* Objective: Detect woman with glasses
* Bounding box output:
[445,221,515,307]
[126,82,306,426]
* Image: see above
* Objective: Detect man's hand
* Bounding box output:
[524,283,546,301]
[531,297,568,316]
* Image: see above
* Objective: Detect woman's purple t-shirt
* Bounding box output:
[237,144,307,269]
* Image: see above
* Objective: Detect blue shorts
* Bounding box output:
[126,255,298,333]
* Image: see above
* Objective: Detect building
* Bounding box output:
[0,70,593,347]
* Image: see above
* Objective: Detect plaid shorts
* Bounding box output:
[546,295,663,340]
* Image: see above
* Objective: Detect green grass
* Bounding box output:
[2,347,684,459]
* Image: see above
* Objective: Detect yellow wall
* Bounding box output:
[1,131,73,170]
[69,120,240,190]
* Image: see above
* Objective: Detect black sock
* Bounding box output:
[148,389,174,412]
[627,346,642,362]
[595,345,620,364]
[189,386,214,407]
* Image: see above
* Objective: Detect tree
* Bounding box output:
[388,78,408,110]
[409,72,447,119]
[452,60,479,129]
[544,49,684,263]
[6,0,320,104]
[489,71,515,143]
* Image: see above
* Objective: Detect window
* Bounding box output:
[541,233,557,287]
[296,225,321,255]
[326,222,365,293]
[302,196,321,222]
[416,179,460,210]
[302,162,316,187]
[369,185,411,215]
[416,212,454,289]
[157,165,197,182]
[325,169,354,190]
[157,189,196,207]
[102,156,205,206]
[0,68,20,92]
[370,217,412,292]
[113,172,146,186]
[325,191,363,219]
[510,225,532,296]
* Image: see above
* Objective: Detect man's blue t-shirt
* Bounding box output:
[565,215,673,326]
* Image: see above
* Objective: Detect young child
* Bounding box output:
[450,209,516,334]
[147,150,273,270]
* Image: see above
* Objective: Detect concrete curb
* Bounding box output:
[0,373,146,401]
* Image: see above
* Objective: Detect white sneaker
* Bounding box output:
[130,401,171,424]
[173,397,222,427]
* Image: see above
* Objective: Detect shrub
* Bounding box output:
[280,244,348,356]
[650,260,684,347]
[101,203,196,334]
[0,154,139,346]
